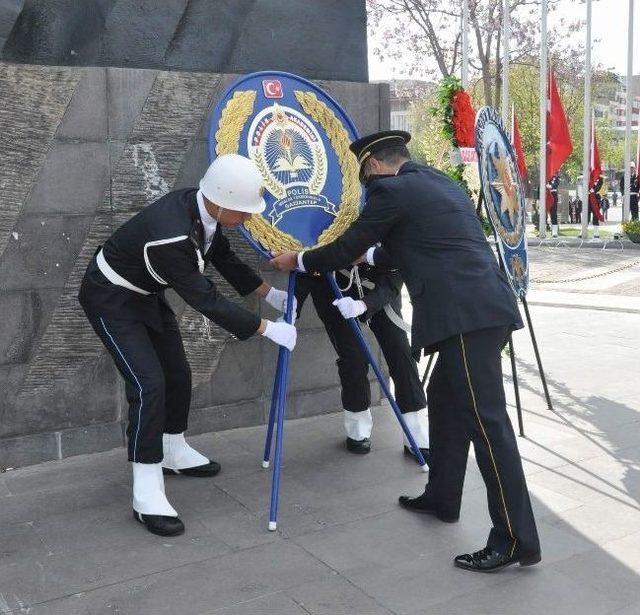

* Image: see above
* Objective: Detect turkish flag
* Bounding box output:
[262,80,283,99]
[511,107,528,182]
[546,69,573,211]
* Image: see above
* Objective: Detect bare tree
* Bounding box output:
[367,0,584,106]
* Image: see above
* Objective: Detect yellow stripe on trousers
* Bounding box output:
[459,334,517,557]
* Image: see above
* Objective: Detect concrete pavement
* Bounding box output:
[1,246,639,614]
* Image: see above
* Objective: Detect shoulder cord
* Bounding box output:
[337,266,370,299]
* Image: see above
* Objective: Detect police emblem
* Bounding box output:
[475,106,529,298]
[208,71,363,255]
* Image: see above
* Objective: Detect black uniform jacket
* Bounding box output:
[302,161,523,356]
[79,189,262,339]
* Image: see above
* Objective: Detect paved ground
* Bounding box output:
[1,247,640,614]
[528,244,640,297]
[527,199,625,238]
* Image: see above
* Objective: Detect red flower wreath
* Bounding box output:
[451,90,476,148]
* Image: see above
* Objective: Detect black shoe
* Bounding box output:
[398,493,459,523]
[454,546,541,573]
[403,445,430,465]
[133,510,185,537]
[162,460,221,477]
[346,437,371,454]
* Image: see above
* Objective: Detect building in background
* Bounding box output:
[387,79,433,132]
[602,74,640,132]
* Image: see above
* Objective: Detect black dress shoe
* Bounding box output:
[133,510,185,537]
[346,437,371,454]
[162,460,221,477]
[403,445,430,465]
[454,546,541,573]
[398,493,459,523]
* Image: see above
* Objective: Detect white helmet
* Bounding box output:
[199,154,266,213]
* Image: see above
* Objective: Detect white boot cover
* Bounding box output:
[132,462,177,517]
[552,225,558,237]
[162,432,209,470]
[402,408,430,448]
[344,409,373,441]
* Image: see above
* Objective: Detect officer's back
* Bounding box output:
[372,161,521,353]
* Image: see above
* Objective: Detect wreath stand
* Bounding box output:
[242,235,428,531]
[475,191,554,437]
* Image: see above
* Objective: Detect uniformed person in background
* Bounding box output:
[634,165,640,221]
[271,131,541,573]
[575,195,583,223]
[620,162,639,221]
[568,194,578,223]
[295,253,429,457]
[79,154,297,537]
[546,173,560,237]
[588,174,604,238]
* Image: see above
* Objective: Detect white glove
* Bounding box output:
[261,320,297,351]
[332,297,367,320]
[265,287,297,314]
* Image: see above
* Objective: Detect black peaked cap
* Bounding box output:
[349,130,411,181]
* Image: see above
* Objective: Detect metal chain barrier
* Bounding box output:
[531,258,640,284]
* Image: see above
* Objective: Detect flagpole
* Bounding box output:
[581,0,592,238]
[462,0,469,88]
[622,0,635,223]
[502,0,510,122]
[538,0,548,237]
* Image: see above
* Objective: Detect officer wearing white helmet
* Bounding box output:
[79,154,296,537]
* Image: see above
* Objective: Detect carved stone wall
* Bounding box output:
[0,62,390,468]
[1,0,368,82]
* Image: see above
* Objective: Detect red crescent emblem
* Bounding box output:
[263,79,283,99]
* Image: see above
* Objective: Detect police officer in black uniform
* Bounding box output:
[621,162,639,221]
[546,173,560,237]
[271,131,541,573]
[79,154,297,537]
[295,257,429,456]
[588,175,604,237]
[634,167,640,221]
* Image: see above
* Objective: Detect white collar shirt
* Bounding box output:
[197,190,218,254]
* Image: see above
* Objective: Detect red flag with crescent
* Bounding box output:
[546,69,573,211]
[511,106,528,182]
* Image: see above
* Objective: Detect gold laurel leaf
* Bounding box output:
[215,91,256,155]
[294,90,361,246]
[214,88,361,253]
[215,90,302,252]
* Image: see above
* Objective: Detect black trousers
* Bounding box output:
[296,275,425,414]
[631,196,639,221]
[587,202,600,226]
[426,326,539,556]
[83,304,192,463]
[548,192,558,225]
